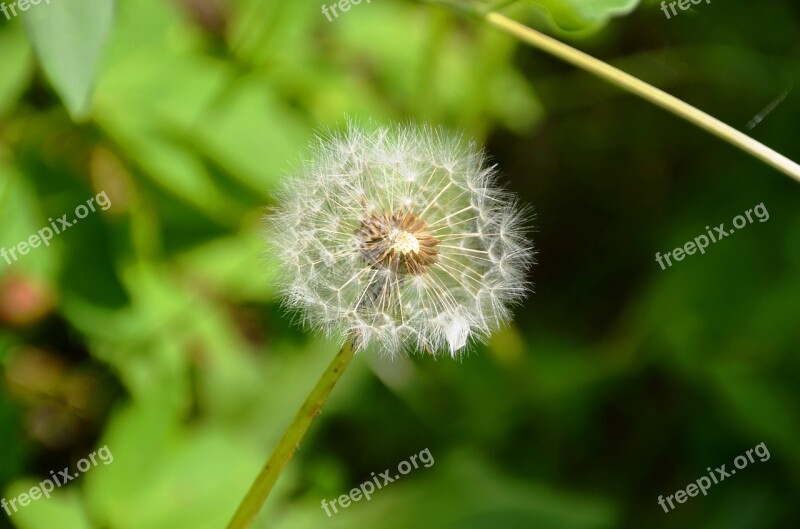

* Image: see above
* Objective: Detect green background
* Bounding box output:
[0,0,798,527]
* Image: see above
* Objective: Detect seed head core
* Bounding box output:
[392,231,420,254]
[358,210,440,275]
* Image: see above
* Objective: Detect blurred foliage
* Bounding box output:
[22,0,114,119]
[1,0,799,528]
[526,0,640,33]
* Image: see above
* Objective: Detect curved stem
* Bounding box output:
[226,339,357,529]
[483,12,800,183]
[423,0,800,183]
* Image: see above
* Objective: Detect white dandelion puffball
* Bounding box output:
[269,123,533,357]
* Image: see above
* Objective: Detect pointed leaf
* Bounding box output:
[23,0,115,119]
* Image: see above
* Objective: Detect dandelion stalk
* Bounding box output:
[428,1,800,183]
[226,339,357,529]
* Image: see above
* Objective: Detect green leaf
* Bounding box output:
[528,0,640,32]
[23,0,115,120]
[0,164,59,279]
[83,401,266,529]
[0,27,32,117]
[5,480,93,529]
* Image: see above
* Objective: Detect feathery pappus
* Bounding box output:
[268,122,534,357]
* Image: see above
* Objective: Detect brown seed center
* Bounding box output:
[357,210,440,275]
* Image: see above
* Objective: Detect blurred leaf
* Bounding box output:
[84,400,264,529]
[5,479,92,529]
[173,223,276,302]
[23,0,115,119]
[0,165,58,280]
[191,76,309,191]
[0,27,32,117]
[334,1,541,136]
[14,144,129,307]
[528,0,640,32]
[94,0,306,221]
[61,264,197,406]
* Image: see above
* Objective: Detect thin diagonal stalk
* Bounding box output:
[427,0,800,183]
[485,11,800,183]
[227,339,357,529]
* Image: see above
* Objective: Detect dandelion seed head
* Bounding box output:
[269,122,534,357]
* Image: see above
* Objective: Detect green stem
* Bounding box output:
[484,11,800,183]
[226,339,357,529]
[427,0,800,183]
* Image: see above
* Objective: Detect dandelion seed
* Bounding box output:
[269,122,534,357]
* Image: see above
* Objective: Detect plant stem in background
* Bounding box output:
[428,0,800,183]
[227,339,357,529]
[482,12,800,183]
